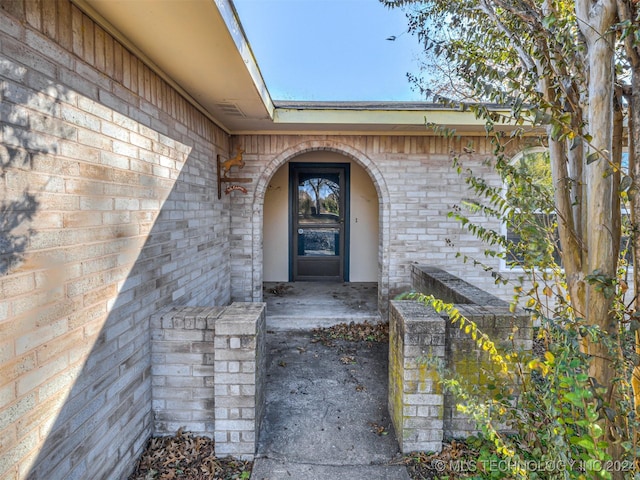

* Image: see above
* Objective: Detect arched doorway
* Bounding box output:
[264,151,378,283]
[252,141,391,320]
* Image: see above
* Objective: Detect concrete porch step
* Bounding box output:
[266,313,382,331]
[263,282,380,331]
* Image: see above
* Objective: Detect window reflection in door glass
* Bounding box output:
[298,173,340,224]
[298,228,340,256]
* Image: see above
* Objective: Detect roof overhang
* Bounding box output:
[73,0,519,136]
[269,101,508,136]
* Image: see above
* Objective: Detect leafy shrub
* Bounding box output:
[410,288,639,479]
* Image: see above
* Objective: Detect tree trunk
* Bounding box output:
[630,65,640,412]
[576,0,622,467]
[549,135,586,316]
[615,0,640,416]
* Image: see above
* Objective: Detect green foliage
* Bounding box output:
[322,195,339,214]
[382,0,639,476]
[405,135,639,477]
[415,137,639,478]
[413,290,639,479]
[398,291,510,373]
[447,147,561,274]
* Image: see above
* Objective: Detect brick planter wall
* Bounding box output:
[151,304,266,460]
[389,300,445,453]
[213,303,267,459]
[151,307,223,436]
[389,266,532,452]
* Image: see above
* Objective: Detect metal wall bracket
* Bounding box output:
[217,146,251,199]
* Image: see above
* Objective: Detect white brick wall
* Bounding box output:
[236,135,513,313]
[0,3,230,479]
[151,306,222,436]
[150,304,266,459]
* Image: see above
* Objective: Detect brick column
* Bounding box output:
[213,303,266,459]
[389,300,445,453]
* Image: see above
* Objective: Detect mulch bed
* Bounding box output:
[128,429,252,480]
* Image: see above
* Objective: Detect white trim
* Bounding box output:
[216,0,275,118]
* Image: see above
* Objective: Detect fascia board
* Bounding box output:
[273,106,509,127]
[215,0,275,119]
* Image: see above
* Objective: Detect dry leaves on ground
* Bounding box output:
[403,440,477,480]
[311,321,389,346]
[265,284,292,296]
[368,422,389,436]
[128,429,252,480]
[340,355,356,364]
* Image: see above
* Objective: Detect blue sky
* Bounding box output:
[233,0,426,102]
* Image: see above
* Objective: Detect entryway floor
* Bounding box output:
[263,282,380,331]
[250,331,410,480]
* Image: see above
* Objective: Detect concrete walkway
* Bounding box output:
[250,331,410,480]
[263,282,380,331]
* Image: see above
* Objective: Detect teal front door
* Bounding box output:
[290,163,349,281]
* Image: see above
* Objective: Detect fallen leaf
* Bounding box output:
[368,422,387,435]
[128,430,252,480]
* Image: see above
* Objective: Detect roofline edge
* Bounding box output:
[70,0,232,136]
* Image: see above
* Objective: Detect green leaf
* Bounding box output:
[563,391,584,407]
[571,435,595,449]
[620,175,632,192]
[542,13,557,29]
[587,152,599,164]
[550,123,562,140]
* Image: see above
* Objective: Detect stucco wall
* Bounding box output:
[0,2,231,479]
[263,151,379,282]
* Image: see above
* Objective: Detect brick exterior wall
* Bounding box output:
[1,1,528,478]
[151,307,223,437]
[0,3,230,479]
[213,303,266,459]
[151,304,266,459]
[234,136,514,314]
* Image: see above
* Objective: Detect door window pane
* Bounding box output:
[298,173,340,224]
[298,228,340,256]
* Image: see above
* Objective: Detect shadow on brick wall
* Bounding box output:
[22,149,229,479]
[0,186,38,275]
[0,79,48,274]
[1,10,234,476]
[17,110,230,480]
